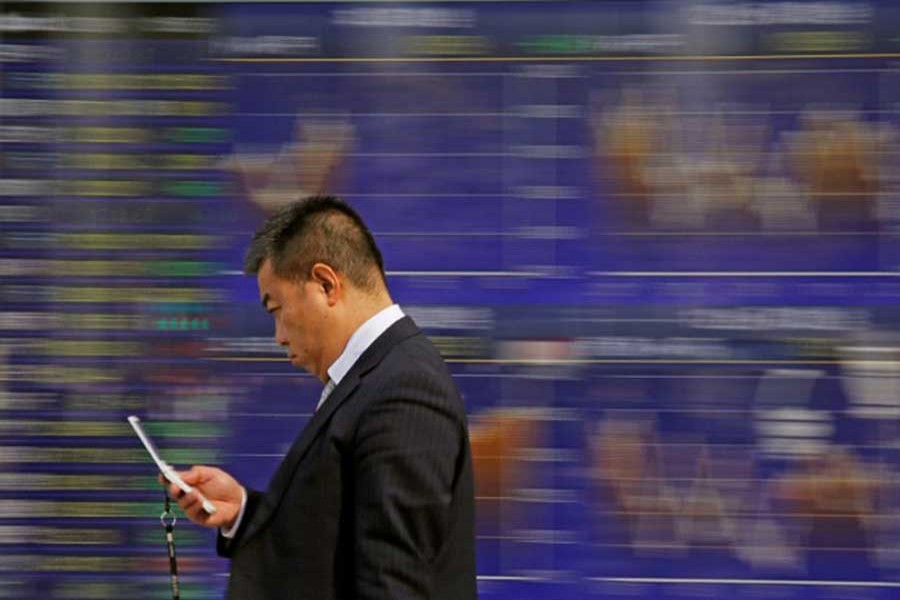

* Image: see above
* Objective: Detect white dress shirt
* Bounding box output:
[222,304,405,538]
[317,303,405,410]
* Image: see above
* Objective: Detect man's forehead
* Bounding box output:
[257,258,275,278]
[257,260,276,305]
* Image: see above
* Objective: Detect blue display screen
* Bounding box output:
[2,1,899,598]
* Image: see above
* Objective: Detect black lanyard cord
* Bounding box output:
[162,494,180,600]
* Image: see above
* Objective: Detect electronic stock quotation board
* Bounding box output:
[2,1,900,598]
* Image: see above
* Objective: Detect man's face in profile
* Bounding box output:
[257,259,328,377]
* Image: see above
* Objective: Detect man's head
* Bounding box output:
[244,196,391,380]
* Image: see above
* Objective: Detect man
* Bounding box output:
[163,196,477,599]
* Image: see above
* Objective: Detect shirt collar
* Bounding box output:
[326,304,405,387]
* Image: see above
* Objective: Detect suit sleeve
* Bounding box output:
[353,385,464,599]
[216,488,263,558]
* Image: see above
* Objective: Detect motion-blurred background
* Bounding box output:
[2,1,899,598]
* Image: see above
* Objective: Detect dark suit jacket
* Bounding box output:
[217,316,477,599]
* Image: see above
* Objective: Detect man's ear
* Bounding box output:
[310,263,341,304]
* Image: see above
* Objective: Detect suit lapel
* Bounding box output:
[238,316,420,547]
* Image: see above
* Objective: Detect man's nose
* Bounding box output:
[274,321,289,346]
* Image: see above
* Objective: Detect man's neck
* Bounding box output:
[343,289,393,337]
[317,293,393,382]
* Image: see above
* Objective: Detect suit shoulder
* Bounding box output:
[386,331,454,380]
[366,333,463,411]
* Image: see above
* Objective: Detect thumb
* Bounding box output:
[179,465,206,486]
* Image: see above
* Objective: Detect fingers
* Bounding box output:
[157,472,183,498]
[173,483,192,500]
[180,489,221,523]
[179,466,204,486]
[177,490,213,525]
[157,465,206,489]
[157,472,196,505]
[179,490,201,515]
[155,466,236,528]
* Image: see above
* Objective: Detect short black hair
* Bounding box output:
[244,195,386,291]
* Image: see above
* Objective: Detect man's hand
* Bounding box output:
[159,466,244,530]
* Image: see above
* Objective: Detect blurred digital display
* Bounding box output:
[2,1,900,599]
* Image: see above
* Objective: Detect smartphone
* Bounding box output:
[127,415,217,515]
